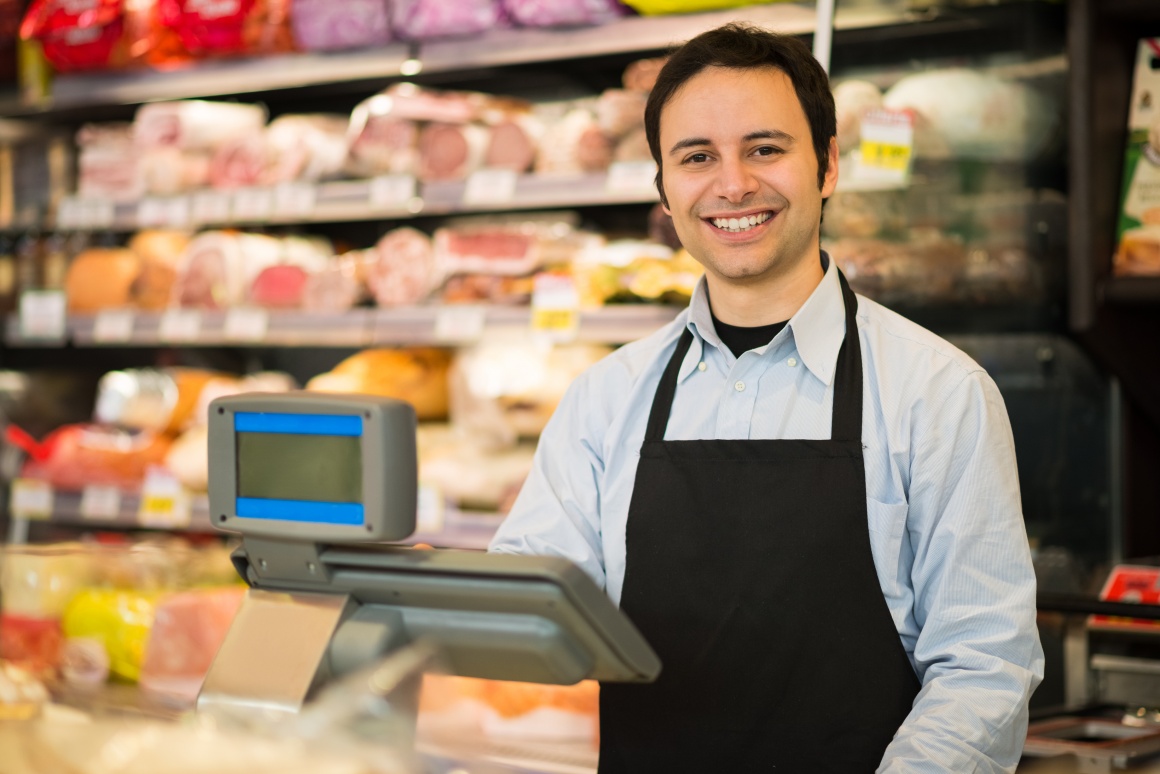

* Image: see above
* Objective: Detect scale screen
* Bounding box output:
[234,412,365,526]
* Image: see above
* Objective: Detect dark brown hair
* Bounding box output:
[644,23,836,206]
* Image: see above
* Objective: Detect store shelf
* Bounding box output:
[4,305,681,348]
[54,168,660,231]
[1102,277,1160,305]
[0,3,926,118]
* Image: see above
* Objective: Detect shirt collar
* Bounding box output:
[682,252,848,387]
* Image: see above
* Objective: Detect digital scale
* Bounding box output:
[198,392,660,716]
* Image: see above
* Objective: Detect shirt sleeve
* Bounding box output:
[488,368,609,590]
[879,369,1045,774]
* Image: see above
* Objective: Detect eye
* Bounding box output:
[753,145,782,157]
[683,152,711,164]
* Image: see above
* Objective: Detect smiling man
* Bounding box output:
[491,23,1043,774]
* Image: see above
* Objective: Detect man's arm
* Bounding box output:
[489,371,609,589]
[879,370,1045,774]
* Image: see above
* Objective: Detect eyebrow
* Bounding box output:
[667,129,795,156]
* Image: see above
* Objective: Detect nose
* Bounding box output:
[716,155,758,203]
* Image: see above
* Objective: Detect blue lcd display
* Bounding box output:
[234,411,365,526]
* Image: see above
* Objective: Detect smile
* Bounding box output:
[707,211,773,233]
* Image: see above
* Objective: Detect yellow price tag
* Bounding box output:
[859,140,912,172]
[137,467,191,529]
[532,308,580,332]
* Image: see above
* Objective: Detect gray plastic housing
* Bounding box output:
[208,392,417,543]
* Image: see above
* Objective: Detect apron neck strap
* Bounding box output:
[644,269,863,444]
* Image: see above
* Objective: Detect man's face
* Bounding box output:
[659,65,838,290]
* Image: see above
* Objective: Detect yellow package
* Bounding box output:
[62,589,160,683]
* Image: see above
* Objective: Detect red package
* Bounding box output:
[20,0,127,72]
[0,615,63,678]
[158,0,294,57]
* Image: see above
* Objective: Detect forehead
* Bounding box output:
[659,65,807,143]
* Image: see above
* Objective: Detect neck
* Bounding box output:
[706,249,825,326]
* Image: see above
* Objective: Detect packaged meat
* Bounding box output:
[94,367,224,433]
[19,0,128,73]
[596,89,647,139]
[503,0,626,27]
[302,254,366,312]
[20,424,173,492]
[139,586,244,707]
[483,114,543,173]
[366,227,443,307]
[248,263,310,308]
[157,0,294,58]
[76,123,143,201]
[440,274,533,304]
[134,100,268,151]
[434,223,542,277]
[64,248,142,313]
[171,231,282,308]
[622,56,667,93]
[1115,39,1160,276]
[306,347,452,421]
[417,122,491,181]
[123,0,190,69]
[882,68,1058,161]
[391,0,507,41]
[833,79,883,153]
[208,134,270,189]
[1,544,92,677]
[264,114,350,183]
[139,147,212,195]
[164,423,209,491]
[290,0,391,51]
[128,229,191,310]
[535,108,614,175]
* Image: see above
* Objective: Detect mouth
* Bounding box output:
[704,210,775,233]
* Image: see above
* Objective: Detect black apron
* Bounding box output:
[599,273,920,773]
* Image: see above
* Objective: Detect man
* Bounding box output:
[490,23,1043,773]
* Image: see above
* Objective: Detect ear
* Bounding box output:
[821,136,839,198]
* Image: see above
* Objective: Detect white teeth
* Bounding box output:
[710,212,772,232]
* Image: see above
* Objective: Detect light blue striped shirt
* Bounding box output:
[490,254,1044,773]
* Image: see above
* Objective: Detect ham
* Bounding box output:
[134,100,267,151]
[301,255,365,312]
[248,263,309,308]
[484,115,543,173]
[264,113,349,182]
[171,231,280,308]
[418,122,490,181]
[366,227,443,307]
[208,134,269,189]
[139,147,211,195]
[535,109,613,174]
[290,0,390,51]
[76,123,143,201]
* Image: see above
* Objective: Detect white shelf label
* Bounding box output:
[19,290,67,341]
[138,468,191,529]
[57,197,82,230]
[232,188,274,221]
[531,272,580,342]
[137,197,169,228]
[370,175,417,211]
[605,161,658,194]
[417,485,445,534]
[166,197,192,229]
[274,183,317,218]
[82,199,116,229]
[192,192,233,225]
[434,305,486,343]
[92,309,135,343]
[159,309,202,342]
[856,109,915,186]
[463,169,518,206]
[10,478,53,520]
[224,307,269,341]
[80,485,122,521]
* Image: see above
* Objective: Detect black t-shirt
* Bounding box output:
[711,314,788,359]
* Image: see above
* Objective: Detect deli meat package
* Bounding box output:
[20,0,128,72]
[365,227,444,307]
[391,0,508,41]
[1115,38,1160,276]
[157,0,295,58]
[76,123,143,201]
[502,0,626,28]
[208,114,348,188]
[290,0,391,52]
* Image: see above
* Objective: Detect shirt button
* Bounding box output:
[698,362,707,372]
[734,381,745,392]
[787,357,798,367]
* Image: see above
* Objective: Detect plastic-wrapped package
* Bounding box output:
[290,0,391,51]
[365,227,444,307]
[129,229,192,311]
[596,89,647,139]
[265,114,350,182]
[832,79,883,153]
[18,424,173,491]
[62,587,160,682]
[307,348,452,421]
[434,214,590,277]
[0,544,93,677]
[157,0,295,58]
[503,0,626,27]
[76,123,144,201]
[391,0,508,41]
[483,113,543,173]
[535,107,615,175]
[302,254,367,312]
[417,122,490,181]
[134,100,268,151]
[169,231,321,309]
[64,248,142,313]
[19,0,128,72]
[94,367,225,433]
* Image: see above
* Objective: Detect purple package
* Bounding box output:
[503,0,628,27]
[391,0,510,41]
[291,0,392,51]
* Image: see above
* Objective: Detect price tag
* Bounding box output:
[18,290,67,341]
[858,109,914,184]
[224,307,269,341]
[1092,565,1160,629]
[137,197,169,228]
[159,309,201,342]
[605,161,659,194]
[56,197,82,230]
[232,188,274,222]
[10,478,53,520]
[416,485,445,534]
[192,192,233,225]
[166,196,192,229]
[82,199,116,229]
[138,467,191,529]
[434,305,486,343]
[92,309,135,343]
[274,183,317,218]
[531,272,580,342]
[80,485,122,521]
[463,169,518,206]
[370,175,417,211]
